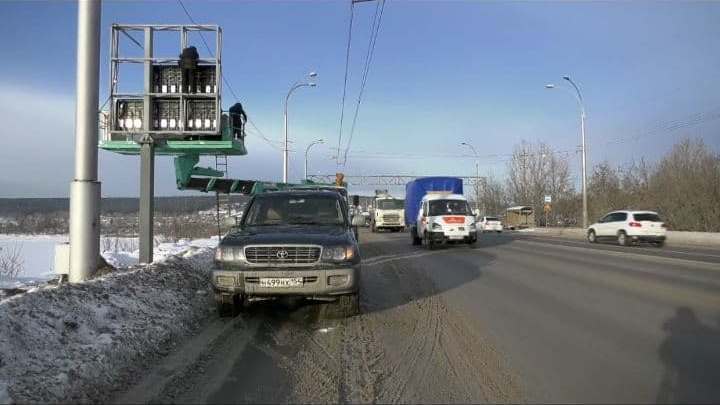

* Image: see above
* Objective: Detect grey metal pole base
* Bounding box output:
[69,180,101,282]
[139,139,155,264]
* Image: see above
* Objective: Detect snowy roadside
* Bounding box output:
[0,241,218,403]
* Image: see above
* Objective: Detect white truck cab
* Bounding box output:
[413,193,477,248]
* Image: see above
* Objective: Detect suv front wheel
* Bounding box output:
[216,293,246,317]
[587,229,597,243]
[322,293,360,318]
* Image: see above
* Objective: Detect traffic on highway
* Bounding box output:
[121,177,719,403]
[120,217,720,404]
[1,1,719,404]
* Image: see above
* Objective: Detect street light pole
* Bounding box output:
[460,142,481,216]
[545,76,588,229]
[304,139,324,180]
[283,72,317,183]
[69,0,102,282]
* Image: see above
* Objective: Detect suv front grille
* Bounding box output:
[244,245,321,265]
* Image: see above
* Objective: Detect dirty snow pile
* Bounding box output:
[102,237,218,269]
[0,244,217,403]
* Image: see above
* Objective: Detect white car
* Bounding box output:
[587,210,667,247]
[479,216,503,233]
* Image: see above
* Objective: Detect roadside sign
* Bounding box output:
[544,195,552,203]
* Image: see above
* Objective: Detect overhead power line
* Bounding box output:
[177,0,281,151]
[336,1,356,165]
[601,106,720,147]
[340,0,387,167]
[177,0,242,104]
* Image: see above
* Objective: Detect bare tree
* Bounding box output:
[650,139,720,231]
[0,244,25,279]
[478,174,509,217]
[506,140,574,225]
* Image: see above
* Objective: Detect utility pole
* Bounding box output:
[460,142,481,215]
[283,72,317,183]
[69,0,102,282]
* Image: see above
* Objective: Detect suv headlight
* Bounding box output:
[322,245,355,262]
[214,246,243,263]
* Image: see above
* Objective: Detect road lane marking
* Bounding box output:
[497,244,720,311]
[519,235,720,259]
[511,238,720,271]
[364,247,484,267]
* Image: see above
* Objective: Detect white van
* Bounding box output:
[411,193,477,248]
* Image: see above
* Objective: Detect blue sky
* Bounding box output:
[0,0,719,197]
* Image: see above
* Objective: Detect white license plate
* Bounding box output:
[449,235,465,240]
[259,277,303,288]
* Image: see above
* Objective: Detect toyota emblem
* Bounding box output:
[276,249,289,259]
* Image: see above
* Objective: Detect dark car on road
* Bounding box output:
[212,190,361,317]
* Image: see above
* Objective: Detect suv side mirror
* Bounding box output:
[352,195,360,206]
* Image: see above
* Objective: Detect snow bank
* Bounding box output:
[101,236,218,269]
[0,245,217,403]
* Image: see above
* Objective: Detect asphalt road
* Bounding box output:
[116,229,720,404]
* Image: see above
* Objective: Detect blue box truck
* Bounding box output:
[405,177,476,247]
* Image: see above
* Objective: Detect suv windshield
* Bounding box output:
[428,199,471,216]
[377,199,404,209]
[485,217,499,221]
[244,194,347,226]
[634,213,662,222]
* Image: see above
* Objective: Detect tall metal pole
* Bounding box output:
[304,139,324,180]
[139,27,155,264]
[580,108,587,229]
[283,83,312,183]
[283,93,289,183]
[476,161,481,216]
[563,76,588,229]
[139,137,155,263]
[461,142,480,215]
[546,77,588,229]
[69,0,102,282]
[283,74,317,183]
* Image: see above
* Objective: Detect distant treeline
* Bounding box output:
[0,195,249,216]
[478,138,720,232]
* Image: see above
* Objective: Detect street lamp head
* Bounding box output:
[308,71,318,78]
[316,138,325,143]
[545,84,556,89]
[309,82,317,87]
[562,75,571,81]
[460,142,468,146]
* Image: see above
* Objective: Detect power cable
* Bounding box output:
[177,0,281,151]
[336,1,356,165]
[601,106,720,147]
[177,0,242,104]
[341,0,386,166]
